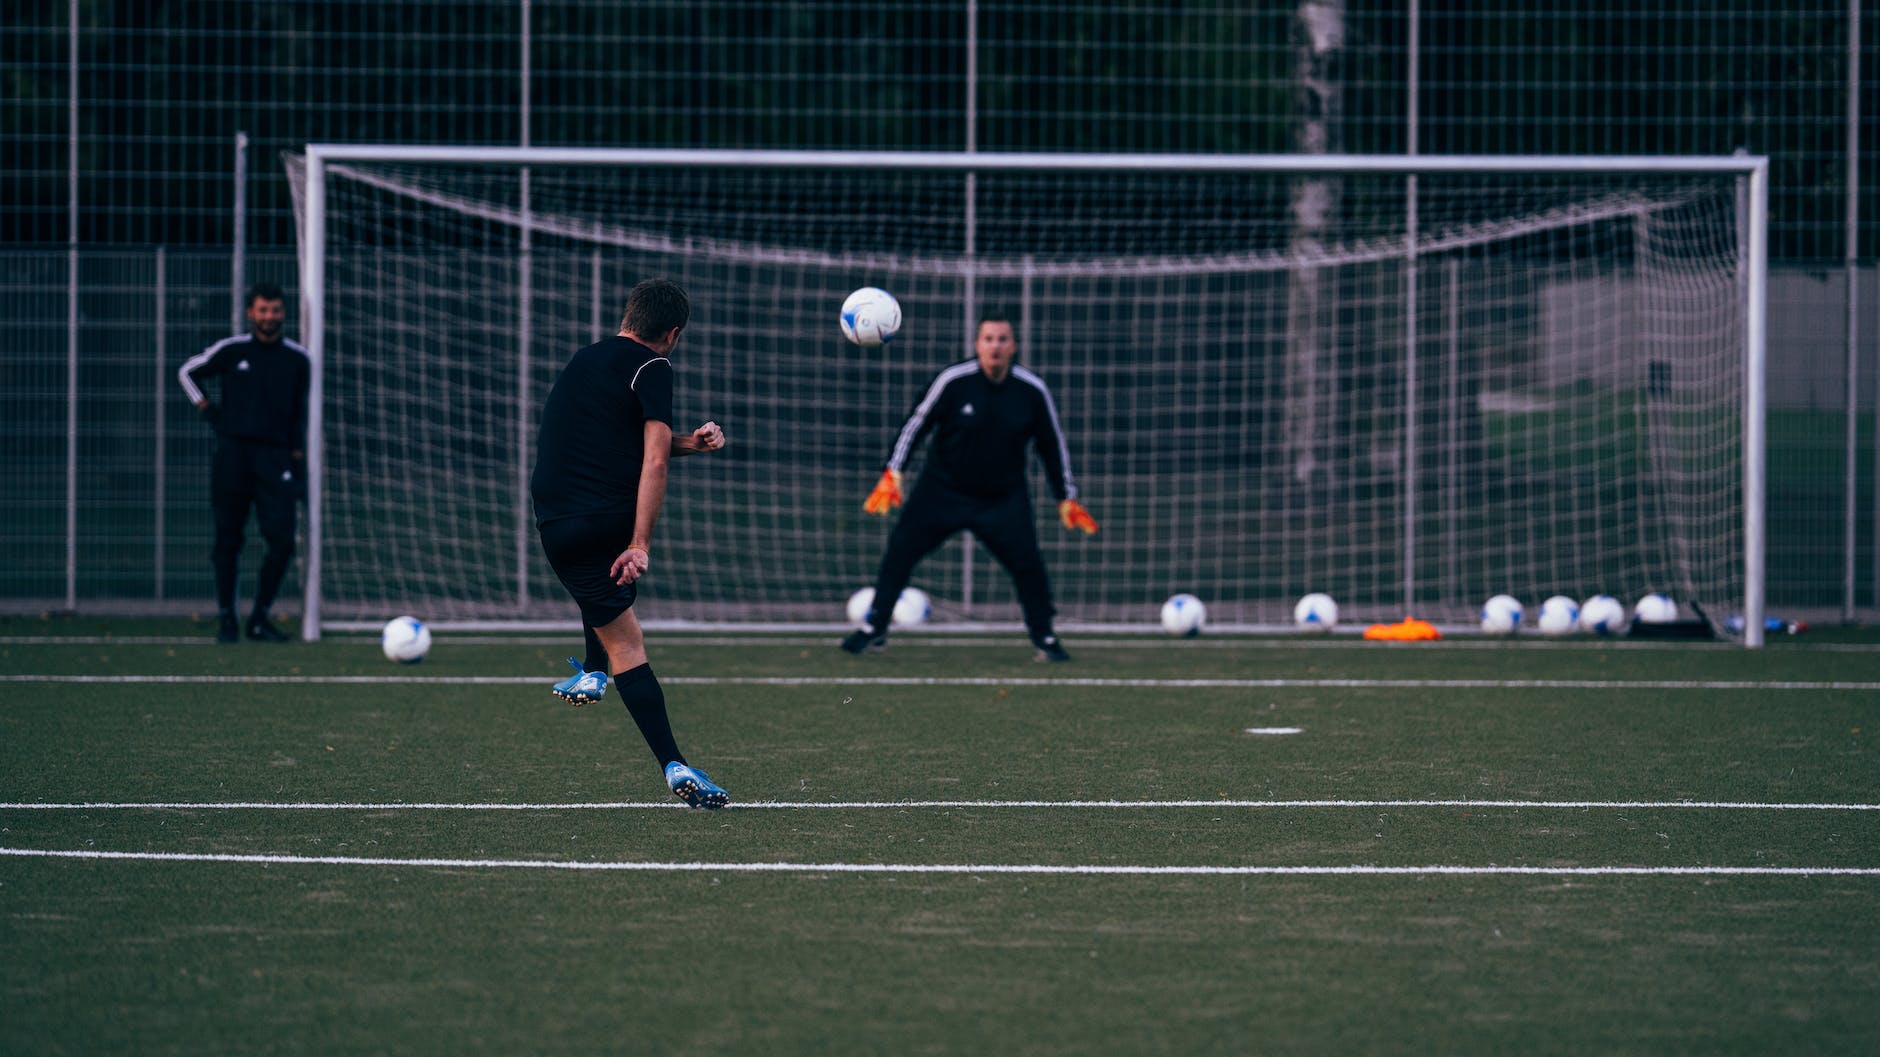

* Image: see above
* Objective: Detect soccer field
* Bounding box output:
[3,620,1877,1056]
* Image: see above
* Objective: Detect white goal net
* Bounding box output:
[288,149,1766,638]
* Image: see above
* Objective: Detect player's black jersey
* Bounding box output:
[885,360,1077,501]
[176,335,311,449]
[531,335,675,524]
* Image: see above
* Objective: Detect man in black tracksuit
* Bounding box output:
[177,284,310,643]
[842,314,1098,661]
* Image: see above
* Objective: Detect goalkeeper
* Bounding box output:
[842,314,1097,662]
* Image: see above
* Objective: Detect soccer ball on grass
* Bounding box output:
[1633,593,1678,624]
[892,587,932,627]
[1537,595,1579,635]
[1293,592,1338,631]
[1160,593,1206,637]
[1480,594,1524,634]
[381,615,431,663]
[1578,594,1627,635]
[846,586,931,629]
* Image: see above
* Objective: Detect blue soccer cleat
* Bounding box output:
[665,762,730,809]
[551,657,609,705]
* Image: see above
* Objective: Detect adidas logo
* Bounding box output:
[961,402,975,416]
[236,360,251,371]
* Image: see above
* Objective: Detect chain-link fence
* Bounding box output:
[2,1,1876,618]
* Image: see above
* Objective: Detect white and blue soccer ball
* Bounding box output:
[840,286,903,347]
[381,614,431,663]
[891,586,931,627]
[1160,593,1206,636]
[1480,594,1524,634]
[1578,594,1627,635]
[846,586,932,628]
[1633,592,1678,624]
[1293,592,1338,631]
[1537,595,1580,636]
[845,588,877,628]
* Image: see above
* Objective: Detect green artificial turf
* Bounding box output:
[2,621,1876,1055]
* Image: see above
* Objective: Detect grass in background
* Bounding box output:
[1,618,1877,1055]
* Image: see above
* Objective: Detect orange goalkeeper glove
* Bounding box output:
[1058,498,1098,534]
[863,469,904,515]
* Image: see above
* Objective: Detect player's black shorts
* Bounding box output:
[537,512,639,628]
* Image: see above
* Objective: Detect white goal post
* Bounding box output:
[291,147,1769,644]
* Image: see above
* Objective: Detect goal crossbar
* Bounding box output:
[306,145,1767,176]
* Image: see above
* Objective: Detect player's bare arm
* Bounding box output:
[670,420,725,457]
[613,419,673,584]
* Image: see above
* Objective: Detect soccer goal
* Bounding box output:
[288,148,1768,643]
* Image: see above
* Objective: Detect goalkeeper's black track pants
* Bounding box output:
[209,437,300,614]
[866,479,1056,636]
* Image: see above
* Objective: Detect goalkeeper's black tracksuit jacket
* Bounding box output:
[178,334,311,451]
[865,359,1079,636]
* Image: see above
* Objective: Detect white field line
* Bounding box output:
[4,673,1880,690]
[1,847,1874,876]
[4,799,1876,811]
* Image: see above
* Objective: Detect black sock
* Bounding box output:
[582,625,607,674]
[615,663,685,768]
[247,606,268,626]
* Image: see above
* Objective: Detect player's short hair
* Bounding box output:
[245,283,285,308]
[621,278,690,340]
[976,312,1015,335]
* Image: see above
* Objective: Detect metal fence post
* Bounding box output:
[155,246,167,600]
[233,130,247,333]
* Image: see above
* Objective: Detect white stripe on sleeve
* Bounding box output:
[1012,365,1077,500]
[176,335,246,406]
[888,361,978,471]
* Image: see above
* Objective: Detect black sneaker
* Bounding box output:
[216,614,240,644]
[1031,633,1072,663]
[246,617,291,643]
[840,628,888,655]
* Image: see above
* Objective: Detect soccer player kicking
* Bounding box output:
[843,314,1098,662]
[531,278,730,809]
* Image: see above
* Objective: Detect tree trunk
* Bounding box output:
[1284,0,1344,486]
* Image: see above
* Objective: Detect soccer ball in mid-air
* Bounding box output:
[381,615,431,663]
[848,586,931,628]
[1293,592,1338,631]
[1480,594,1524,634]
[840,287,902,347]
[1537,595,1580,635]
[1578,594,1627,635]
[1160,593,1206,637]
[1633,593,1678,624]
